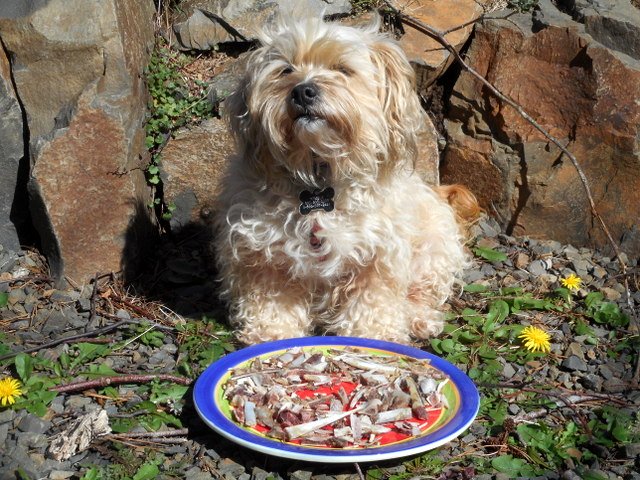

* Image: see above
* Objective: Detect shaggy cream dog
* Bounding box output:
[215,15,478,345]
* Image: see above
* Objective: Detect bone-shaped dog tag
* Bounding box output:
[299,187,335,215]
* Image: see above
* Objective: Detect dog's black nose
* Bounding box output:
[291,82,319,110]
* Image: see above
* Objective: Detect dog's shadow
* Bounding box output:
[121,200,225,322]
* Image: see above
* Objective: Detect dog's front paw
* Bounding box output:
[410,310,445,339]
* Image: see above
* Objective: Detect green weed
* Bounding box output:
[144,41,214,222]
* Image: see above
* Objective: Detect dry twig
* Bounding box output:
[51,373,192,393]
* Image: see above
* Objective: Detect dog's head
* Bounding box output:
[225,16,424,187]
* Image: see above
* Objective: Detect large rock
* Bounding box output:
[0,0,156,283]
[0,44,26,251]
[441,0,640,256]
[397,0,487,93]
[561,0,640,60]
[171,0,353,51]
[161,117,233,230]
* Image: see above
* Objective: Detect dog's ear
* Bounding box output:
[369,38,424,167]
[223,61,271,177]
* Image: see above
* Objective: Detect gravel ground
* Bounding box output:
[0,216,638,479]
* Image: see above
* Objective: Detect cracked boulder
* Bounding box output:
[441,0,640,257]
[397,0,490,93]
[0,45,27,251]
[170,0,353,51]
[0,0,156,283]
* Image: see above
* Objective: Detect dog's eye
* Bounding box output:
[335,65,353,76]
[279,66,294,76]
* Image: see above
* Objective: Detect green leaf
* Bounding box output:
[439,338,456,353]
[584,291,604,308]
[463,283,489,293]
[477,344,498,359]
[147,164,159,175]
[81,362,117,378]
[132,461,160,480]
[14,353,33,382]
[457,330,481,343]
[0,292,8,308]
[581,471,608,480]
[111,417,137,433]
[473,246,507,262]
[491,455,526,475]
[80,467,100,480]
[150,383,189,405]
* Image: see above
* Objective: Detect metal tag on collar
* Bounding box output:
[299,187,335,215]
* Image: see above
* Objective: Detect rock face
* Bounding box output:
[441,0,640,256]
[161,117,234,230]
[170,0,353,51]
[0,44,26,252]
[397,0,487,93]
[0,0,156,283]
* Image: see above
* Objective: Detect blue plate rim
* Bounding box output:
[193,336,480,463]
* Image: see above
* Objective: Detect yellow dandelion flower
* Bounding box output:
[560,273,582,292]
[518,326,551,353]
[0,376,23,407]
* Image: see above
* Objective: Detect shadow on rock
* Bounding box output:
[121,199,226,322]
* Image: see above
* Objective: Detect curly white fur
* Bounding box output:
[215,15,470,345]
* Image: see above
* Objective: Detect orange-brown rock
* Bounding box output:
[441,2,640,256]
[398,0,488,92]
[0,0,156,283]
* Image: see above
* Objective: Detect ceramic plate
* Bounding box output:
[193,336,479,463]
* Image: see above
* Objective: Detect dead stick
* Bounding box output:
[51,374,192,393]
[0,319,132,362]
[108,428,189,439]
[0,275,53,286]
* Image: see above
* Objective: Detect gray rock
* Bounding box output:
[17,414,51,434]
[250,467,272,480]
[528,259,551,276]
[561,355,588,372]
[115,308,131,319]
[50,290,79,302]
[16,431,48,449]
[217,458,246,478]
[0,406,17,424]
[580,373,603,391]
[508,404,520,415]
[184,467,214,480]
[0,422,9,445]
[0,46,28,252]
[602,377,627,393]
[502,362,517,379]
[598,364,614,380]
[565,342,585,359]
[172,0,353,51]
[40,310,70,335]
[290,471,313,480]
[8,288,27,304]
[2,0,156,284]
[48,471,77,480]
[624,442,640,458]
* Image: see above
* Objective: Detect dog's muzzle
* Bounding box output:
[291,82,319,116]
